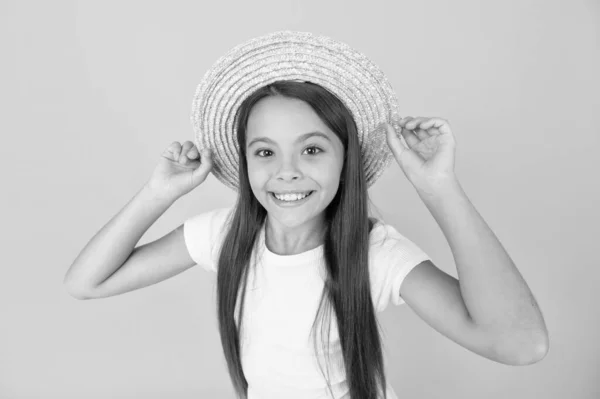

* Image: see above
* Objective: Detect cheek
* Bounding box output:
[247,156,342,182]
[319,157,344,178]
[247,165,267,179]
[246,164,270,191]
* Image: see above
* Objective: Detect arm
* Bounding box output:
[63,184,177,298]
[385,117,548,365]
[413,177,549,363]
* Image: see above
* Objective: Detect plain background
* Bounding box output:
[1,0,598,398]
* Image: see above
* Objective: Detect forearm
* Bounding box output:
[64,184,176,291]
[414,178,548,344]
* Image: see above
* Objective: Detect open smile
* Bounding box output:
[269,191,315,207]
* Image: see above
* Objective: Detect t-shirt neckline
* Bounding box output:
[259,223,324,266]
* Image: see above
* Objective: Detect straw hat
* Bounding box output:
[190,30,404,191]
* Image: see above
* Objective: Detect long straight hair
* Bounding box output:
[215,80,388,399]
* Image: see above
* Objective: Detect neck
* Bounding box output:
[265,216,326,256]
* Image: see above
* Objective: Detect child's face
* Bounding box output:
[245,96,345,228]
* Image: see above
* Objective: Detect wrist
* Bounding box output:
[141,182,179,205]
[412,173,462,200]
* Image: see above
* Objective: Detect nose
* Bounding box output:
[275,154,302,182]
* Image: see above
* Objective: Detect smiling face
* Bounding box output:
[245,95,345,230]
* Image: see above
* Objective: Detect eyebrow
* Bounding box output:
[247,131,331,148]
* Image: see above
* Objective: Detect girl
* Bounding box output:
[64,32,548,399]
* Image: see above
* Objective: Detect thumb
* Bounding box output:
[191,149,213,185]
[385,123,422,170]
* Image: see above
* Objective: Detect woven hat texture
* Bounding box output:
[190,30,403,191]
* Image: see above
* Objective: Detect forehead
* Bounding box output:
[246,96,333,140]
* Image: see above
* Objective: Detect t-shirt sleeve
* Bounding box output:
[183,206,234,272]
[369,222,432,312]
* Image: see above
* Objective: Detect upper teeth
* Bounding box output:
[274,192,311,201]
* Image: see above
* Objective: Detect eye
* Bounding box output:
[254,146,323,158]
[303,146,323,155]
[255,149,273,157]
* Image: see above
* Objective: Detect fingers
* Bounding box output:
[158,141,214,189]
[191,148,213,185]
[397,117,422,148]
[179,141,195,165]
[399,116,452,146]
[410,118,431,141]
[401,116,450,136]
[186,144,200,161]
[385,123,407,154]
[385,122,425,170]
[164,141,203,165]
[162,141,181,160]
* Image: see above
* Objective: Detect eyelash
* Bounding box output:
[254,146,323,158]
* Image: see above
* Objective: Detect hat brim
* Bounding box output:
[191,31,402,191]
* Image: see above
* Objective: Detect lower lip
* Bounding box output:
[270,191,315,207]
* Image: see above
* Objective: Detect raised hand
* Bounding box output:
[146,141,213,201]
[385,116,457,188]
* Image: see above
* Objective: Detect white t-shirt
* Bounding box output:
[184,206,431,399]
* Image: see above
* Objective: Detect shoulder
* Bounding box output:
[183,205,235,271]
[367,216,432,310]
[369,220,430,279]
[184,205,235,246]
[185,205,235,232]
[368,216,412,247]
[367,216,430,270]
